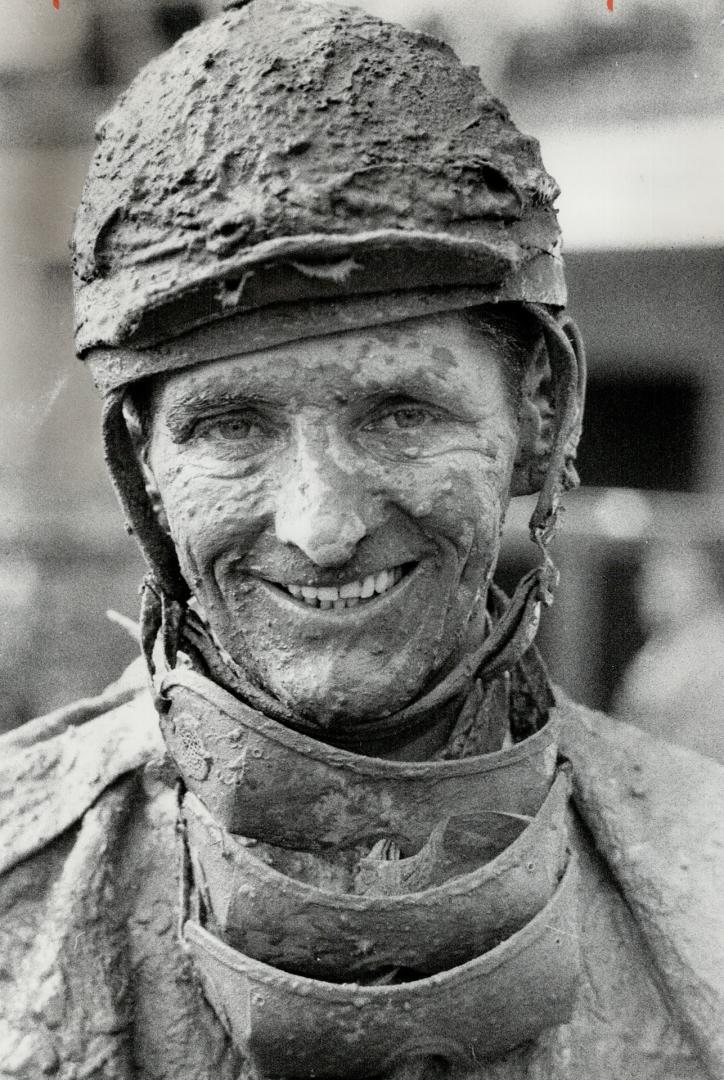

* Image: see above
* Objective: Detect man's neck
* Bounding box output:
[363,697,459,761]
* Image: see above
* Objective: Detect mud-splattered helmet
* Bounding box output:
[74,0,568,354]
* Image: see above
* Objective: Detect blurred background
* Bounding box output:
[1,0,723,756]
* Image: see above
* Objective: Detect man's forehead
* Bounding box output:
[153,314,497,409]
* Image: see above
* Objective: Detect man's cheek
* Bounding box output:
[159,471,272,580]
[405,468,500,553]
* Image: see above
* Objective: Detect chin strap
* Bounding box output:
[140,560,554,753]
[525,306,587,543]
[140,550,555,753]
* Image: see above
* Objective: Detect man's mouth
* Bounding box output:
[276,564,410,610]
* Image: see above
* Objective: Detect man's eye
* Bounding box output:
[366,405,438,432]
[194,413,269,444]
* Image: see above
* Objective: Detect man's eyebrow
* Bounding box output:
[356,369,478,416]
[162,383,272,436]
[160,363,476,433]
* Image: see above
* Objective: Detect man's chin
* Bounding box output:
[203,552,486,730]
[250,651,437,729]
[209,560,455,707]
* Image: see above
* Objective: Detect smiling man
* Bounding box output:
[1,2,723,1079]
[127,311,541,743]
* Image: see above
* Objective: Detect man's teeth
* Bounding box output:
[285,567,404,608]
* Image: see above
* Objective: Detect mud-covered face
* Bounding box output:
[143,312,521,726]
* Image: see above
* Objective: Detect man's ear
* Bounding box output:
[121,395,171,535]
[510,341,557,497]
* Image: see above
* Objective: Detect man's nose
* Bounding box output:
[274,435,368,568]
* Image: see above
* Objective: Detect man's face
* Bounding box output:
[143,311,521,726]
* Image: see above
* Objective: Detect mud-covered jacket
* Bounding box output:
[1,661,723,1080]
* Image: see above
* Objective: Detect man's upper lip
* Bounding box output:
[231,514,434,588]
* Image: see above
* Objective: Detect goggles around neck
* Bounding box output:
[182,767,571,982]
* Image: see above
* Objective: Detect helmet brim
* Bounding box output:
[77,227,566,359]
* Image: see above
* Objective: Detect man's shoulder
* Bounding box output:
[555,688,724,846]
[0,664,237,1080]
[555,690,724,1078]
[0,658,163,877]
